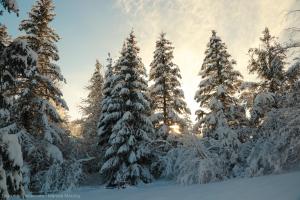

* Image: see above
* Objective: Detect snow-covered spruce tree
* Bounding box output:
[194,30,244,136]
[0,33,37,198]
[99,32,154,187]
[194,30,243,178]
[97,53,130,180]
[80,60,104,174]
[96,54,117,180]
[18,0,72,194]
[98,54,115,150]
[149,33,191,139]
[243,28,287,125]
[238,30,300,166]
[0,5,39,198]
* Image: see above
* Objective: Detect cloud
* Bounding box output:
[115,0,295,120]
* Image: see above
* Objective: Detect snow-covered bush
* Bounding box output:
[286,80,300,107]
[161,134,238,185]
[244,106,300,177]
[17,122,86,194]
[250,92,276,125]
[149,132,179,179]
[30,160,82,194]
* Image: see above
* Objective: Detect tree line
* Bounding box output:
[82,27,300,188]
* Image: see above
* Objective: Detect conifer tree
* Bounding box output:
[98,54,115,148]
[99,32,154,187]
[80,60,104,173]
[19,0,67,145]
[98,46,128,162]
[0,4,37,198]
[19,0,60,75]
[248,28,286,93]
[194,31,243,175]
[149,33,190,138]
[81,60,104,139]
[243,28,291,125]
[194,30,244,137]
[18,0,68,193]
[0,36,37,199]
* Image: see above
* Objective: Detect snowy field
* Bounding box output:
[15,171,300,200]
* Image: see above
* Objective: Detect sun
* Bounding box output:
[170,124,181,134]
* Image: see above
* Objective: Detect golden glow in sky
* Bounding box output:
[58,0,297,121]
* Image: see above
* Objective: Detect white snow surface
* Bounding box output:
[16,171,300,200]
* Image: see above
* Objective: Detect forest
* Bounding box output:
[1,0,300,200]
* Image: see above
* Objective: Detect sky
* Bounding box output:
[1,0,298,121]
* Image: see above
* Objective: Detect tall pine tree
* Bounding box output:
[194,31,243,176]
[243,28,291,125]
[194,30,244,137]
[0,36,37,200]
[248,28,286,93]
[99,32,154,187]
[0,3,37,199]
[19,0,60,76]
[149,33,190,139]
[18,0,68,193]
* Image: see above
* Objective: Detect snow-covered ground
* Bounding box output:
[15,171,300,200]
